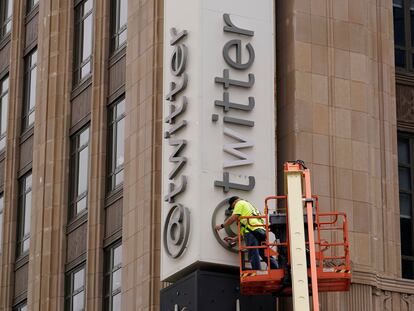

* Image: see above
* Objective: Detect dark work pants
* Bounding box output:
[245,229,279,270]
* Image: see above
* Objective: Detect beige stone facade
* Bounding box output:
[0,0,411,310]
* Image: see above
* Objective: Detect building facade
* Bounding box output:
[0,0,411,310]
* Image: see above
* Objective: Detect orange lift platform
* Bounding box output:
[237,161,351,310]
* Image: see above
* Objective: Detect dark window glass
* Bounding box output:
[394,0,405,46]
[0,194,3,254]
[69,127,90,220]
[65,266,85,311]
[402,259,414,278]
[396,49,406,68]
[0,0,12,37]
[104,242,122,311]
[108,97,125,192]
[74,0,93,85]
[0,76,9,152]
[111,0,127,52]
[17,172,32,257]
[13,301,27,311]
[27,0,38,12]
[22,48,37,131]
[398,133,414,279]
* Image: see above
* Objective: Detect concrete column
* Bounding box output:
[26,0,72,310]
[122,0,164,309]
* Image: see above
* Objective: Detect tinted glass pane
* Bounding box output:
[0,196,3,253]
[29,66,37,111]
[115,171,123,187]
[116,99,125,118]
[77,147,89,195]
[0,137,5,151]
[400,193,412,218]
[22,237,30,253]
[73,268,84,291]
[112,292,121,311]
[116,118,124,168]
[402,259,414,279]
[399,139,410,164]
[394,0,405,46]
[20,304,27,311]
[28,111,35,127]
[76,197,87,214]
[73,291,84,311]
[82,15,92,63]
[395,49,406,68]
[112,269,122,291]
[119,0,127,28]
[411,1,414,47]
[399,167,412,190]
[1,94,7,135]
[113,244,122,267]
[79,128,89,146]
[1,77,8,93]
[24,192,31,235]
[401,218,413,256]
[119,29,127,47]
[26,174,32,188]
[84,0,92,14]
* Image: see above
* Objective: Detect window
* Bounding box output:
[393,0,414,70]
[108,97,125,192]
[111,0,127,52]
[13,301,27,311]
[22,49,37,131]
[69,127,90,220]
[65,266,85,311]
[0,194,3,254]
[74,0,93,85]
[398,133,414,279]
[0,0,12,37]
[0,76,9,152]
[16,173,32,258]
[104,243,122,311]
[27,0,38,12]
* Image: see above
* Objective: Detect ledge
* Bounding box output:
[352,269,414,295]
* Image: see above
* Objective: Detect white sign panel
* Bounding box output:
[162,0,276,281]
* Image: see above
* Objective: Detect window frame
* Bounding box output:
[26,0,39,13]
[107,96,125,194]
[65,265,86,311]
[73,0,93,86]
[0,193,3,254]
[69,126,90,221]
[393,0,414,71]
[16,172,32,258]
[0,75,9,153]
[22,48,37,132]
[0,0,12,38]
[13,301,27,311]
[110,0,127,53]
[103,241,122,311]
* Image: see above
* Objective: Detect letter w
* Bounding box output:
[223,127,253,168]
[169,139,187,179]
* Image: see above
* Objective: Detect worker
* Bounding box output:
[215,196,279,270]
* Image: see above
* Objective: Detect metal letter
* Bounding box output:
[170,44,188,76]
[163,204,190,258]
[164,120,187,138]
[214,172,255,192]
[223,127,254,168]
[215,92,255,112]
[223,116,254,127]
[223,14,254,37]
[170,27,188,46]
[168,139,187,180]
[223,39,255,70]
[165,97,188,124]
[166,73,188,101]
[164,176,188,203]
[215,69,255,89]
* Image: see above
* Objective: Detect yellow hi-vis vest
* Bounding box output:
[232,200,264,235]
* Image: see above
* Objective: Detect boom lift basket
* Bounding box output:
[238,195,351,296]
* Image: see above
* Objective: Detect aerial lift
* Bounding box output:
[237,161,351,311]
